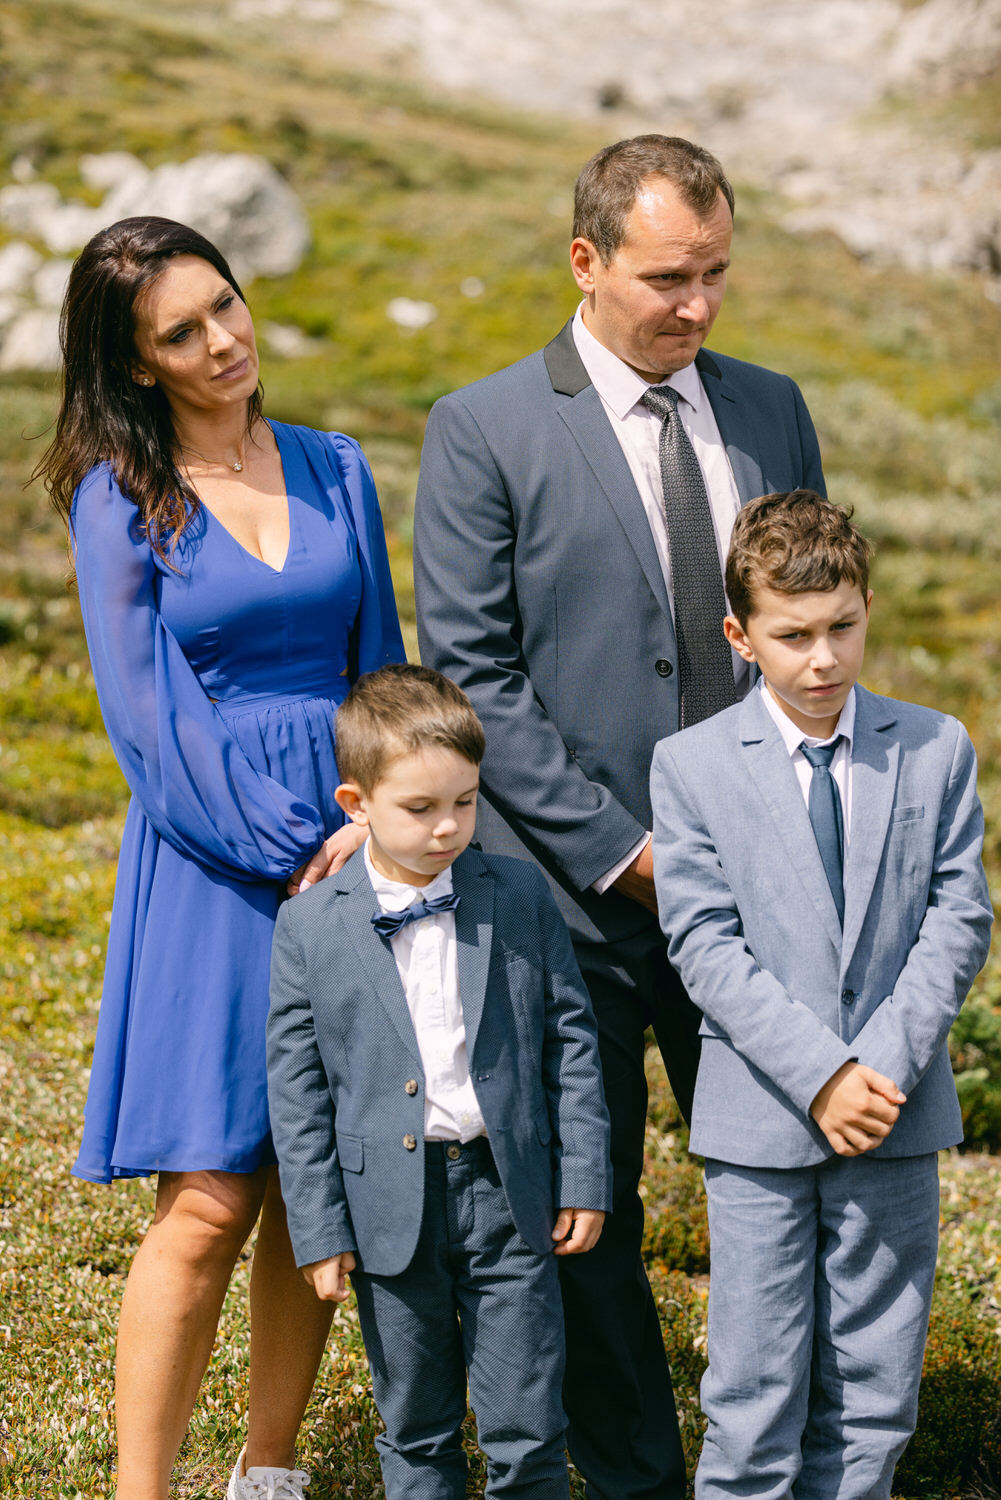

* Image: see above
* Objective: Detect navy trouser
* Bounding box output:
[351,1137,570,1499]
[558,934,692,1499]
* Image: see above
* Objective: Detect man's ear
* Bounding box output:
[723,614,756,663]
[334,782,369,825]
[569,237,600,296]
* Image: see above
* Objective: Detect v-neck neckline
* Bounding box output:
[198,422,292,575]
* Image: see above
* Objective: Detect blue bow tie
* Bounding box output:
[371,891,461,939]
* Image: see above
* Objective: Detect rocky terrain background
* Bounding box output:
[274,0,1001,283]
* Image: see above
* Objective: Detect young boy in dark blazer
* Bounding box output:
[650,492,993,1500]
[267,663,612,1499]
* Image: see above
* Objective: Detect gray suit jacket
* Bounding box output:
[414,321,825,945]
[266,844,612,1275]
[650,685,993,1166]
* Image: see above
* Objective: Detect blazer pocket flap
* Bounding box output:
[892,805,925,823]
[336,1134,364,1173]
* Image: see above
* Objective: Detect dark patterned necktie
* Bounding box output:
[371,891,461,938]
[641,385,737,727]
[800,739,845,924]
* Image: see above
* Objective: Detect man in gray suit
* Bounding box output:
[413,135,825,1497]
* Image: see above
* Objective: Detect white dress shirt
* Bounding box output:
[364,841,486,1141]
[572,305,749,891]
[759,681,855,839]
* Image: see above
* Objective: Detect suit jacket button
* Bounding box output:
[403,1133,417,1151]
[405,1079,419,1096]
[655,658,674,678]
[446,1143,462,1161]
[841,989,856,1005]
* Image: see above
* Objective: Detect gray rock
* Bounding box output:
[0,153,310,282]
[33,259,74,310]
[0,241,43,297]
[386,296,437,330]
[0,308,62,373]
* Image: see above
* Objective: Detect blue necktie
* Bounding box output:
[371,892,460,939]
[800,740,845,924]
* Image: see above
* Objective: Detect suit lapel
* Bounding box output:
[697,349,765,507]
[840,689,900,970]
[333,851,423,1067]
[451,850,495,1063]
[739,692,843,952]
[545,321,674,625]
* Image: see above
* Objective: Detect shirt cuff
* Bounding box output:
[592,832,651,895]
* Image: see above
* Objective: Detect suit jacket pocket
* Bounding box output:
[336,1134,364,1173]
[891,805,925,823]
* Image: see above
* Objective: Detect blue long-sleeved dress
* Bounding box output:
[71,422,405,1183]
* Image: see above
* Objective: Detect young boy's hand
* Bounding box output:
[302,1251,357,1301]
[552,1208,605,1255]
[810,1062,906,1156]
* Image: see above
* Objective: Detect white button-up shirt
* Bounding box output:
[365,842,486,1141]
[759,681,855,839]
[572,305,749,890]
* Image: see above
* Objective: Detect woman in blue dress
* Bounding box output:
[39,216,405,1500]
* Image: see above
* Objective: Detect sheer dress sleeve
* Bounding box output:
[71,463,327,883]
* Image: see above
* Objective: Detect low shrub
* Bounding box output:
[894,1274,1001,1497]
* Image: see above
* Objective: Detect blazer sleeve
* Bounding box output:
[72,465,328,882]
[650,739,855,1114]
[414,393,648,892]
[534,872,613,1210]
[849,723,993,1093]
[792,378,826,496]
[267,899,358,1267]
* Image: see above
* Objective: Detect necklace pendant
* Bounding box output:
[232,459,243,472]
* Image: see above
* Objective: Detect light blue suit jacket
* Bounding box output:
[414,322,825,947]
[266,845,612,1275]
[650,685,993,1166]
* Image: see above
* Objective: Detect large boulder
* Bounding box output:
[0,153,310,282]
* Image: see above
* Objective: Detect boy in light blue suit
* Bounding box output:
[267,663,611,1499]
[650,492,993,1500]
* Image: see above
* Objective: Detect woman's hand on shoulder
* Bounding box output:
[287,822,367,895]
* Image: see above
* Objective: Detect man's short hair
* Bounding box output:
[725,491,873,627]
[336,663,486,794]
[572,135,735,264]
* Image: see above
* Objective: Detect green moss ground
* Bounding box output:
[1,0,999,1493]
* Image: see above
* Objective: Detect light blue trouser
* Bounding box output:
[351,1137,570,1500]
[697,1152,939,1500]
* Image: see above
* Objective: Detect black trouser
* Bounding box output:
[558,932,701,1500]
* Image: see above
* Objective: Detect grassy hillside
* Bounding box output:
[1,1,999,1495]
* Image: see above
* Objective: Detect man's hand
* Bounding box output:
[552,1207,605,1255]
[810,1062,906,1157]
[288,823,367,895]
[302,1251,357,1301]
[612,839,658,914]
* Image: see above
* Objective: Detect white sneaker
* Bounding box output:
[227,1445,310,1500]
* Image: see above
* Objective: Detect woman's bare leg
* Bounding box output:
[242,1168,334,1471]
[114,1167,268,1500]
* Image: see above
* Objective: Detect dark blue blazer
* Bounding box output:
[413,322,825,945]
[267,845,612,1276]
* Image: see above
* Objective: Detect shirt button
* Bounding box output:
[841,989,856,1005]
[446,1144,462,1160]
[405,1079,419,1096]
[403,1133,417,1151]
[655,658,674,678]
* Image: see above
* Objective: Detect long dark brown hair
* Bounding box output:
[35,216,263,565]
